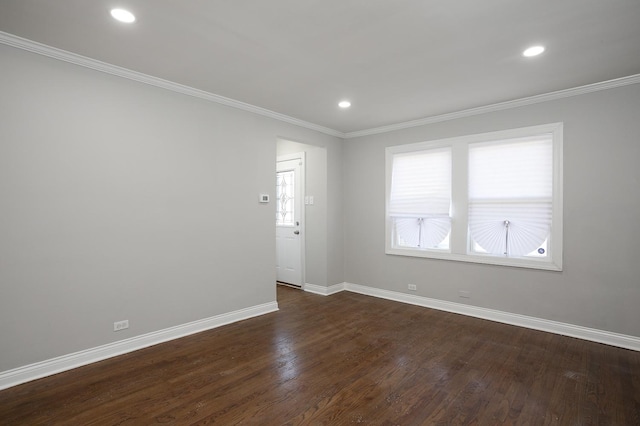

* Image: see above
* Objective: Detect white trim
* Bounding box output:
[0,31,342,138]
[0,301,278,391]
[304,283,345,296]
[2,31,640,141]
[344,74,640,138]
[342,283,640,351]
[3,282,638,391]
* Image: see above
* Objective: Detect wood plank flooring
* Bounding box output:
[1,285,639,425]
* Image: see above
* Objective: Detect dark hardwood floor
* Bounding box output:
[1,285,639,425]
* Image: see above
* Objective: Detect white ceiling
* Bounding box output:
[1,0,640,135]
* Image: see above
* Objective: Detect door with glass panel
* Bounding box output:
[276,157,303,286]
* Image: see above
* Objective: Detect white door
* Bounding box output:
[276,157,303,286]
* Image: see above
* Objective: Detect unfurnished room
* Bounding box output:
[1,1,640,424]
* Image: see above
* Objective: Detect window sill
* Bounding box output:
[385,247,562,271]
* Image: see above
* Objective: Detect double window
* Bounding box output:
[386,123,563,270]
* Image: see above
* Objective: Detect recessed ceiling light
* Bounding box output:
[111,8,136,23]
[338,100,351,109]
[523,45,545,57]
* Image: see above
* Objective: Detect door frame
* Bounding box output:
[276,152,306,289]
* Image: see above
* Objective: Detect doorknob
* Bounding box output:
[294,230,300,235]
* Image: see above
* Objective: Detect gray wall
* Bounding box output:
[0,44,343,372]
[343,84,640,337]
[326,141,345,286]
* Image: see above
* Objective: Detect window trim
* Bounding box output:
[385,123,563,271]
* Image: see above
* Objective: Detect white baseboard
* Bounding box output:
[304,282,345,296]
[340,282,640,352]
[4,282,637,391]
[0,301,278,391]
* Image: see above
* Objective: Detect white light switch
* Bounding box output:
[259,194,269,203]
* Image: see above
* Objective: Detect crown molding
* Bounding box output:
[3,31,639,141]
[343,73,640,139]
[0,31,344,138]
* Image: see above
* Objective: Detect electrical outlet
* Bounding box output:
[458,290,471,298]
[408,284,417,291]
[113,320,129,331]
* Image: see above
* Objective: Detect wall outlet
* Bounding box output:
[458,290,471,299]
[113,320,129,331]
[408,284,417,291]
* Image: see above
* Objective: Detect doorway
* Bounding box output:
[276,153,305,288]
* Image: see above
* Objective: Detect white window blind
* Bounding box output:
[468,135,553,257]
[389,148,451,249]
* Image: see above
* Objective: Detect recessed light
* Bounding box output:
[523,45,545,57]
[111,8,136,23]
[338,100,351,109]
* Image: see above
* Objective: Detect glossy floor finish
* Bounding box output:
[1,286,639,425]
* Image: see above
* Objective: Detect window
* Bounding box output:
[389,147,452,250]
[276,170,295,226]
[385,123,563,271]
